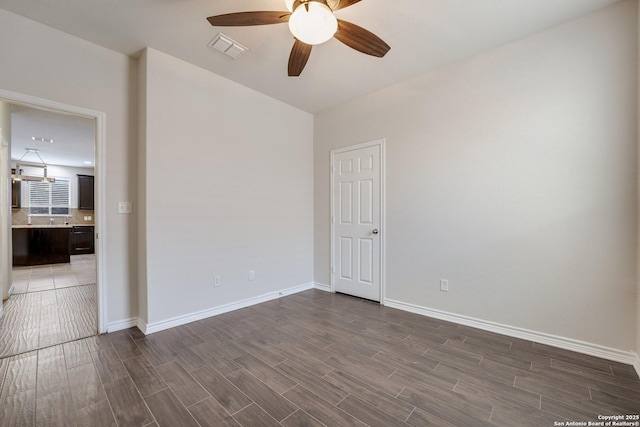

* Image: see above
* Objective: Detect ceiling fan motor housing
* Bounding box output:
[292,0,331,10]
[286,0,339,12]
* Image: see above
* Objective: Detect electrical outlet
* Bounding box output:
[214,276,221,287]
[440,279,449,292]
[249,270,255,281]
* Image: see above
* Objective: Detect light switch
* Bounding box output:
[118,201,132,214]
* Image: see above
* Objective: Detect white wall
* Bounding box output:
[0,101,11,303]
[139,48,313,326]
[137,50,149,326]
[0,9,138,326]
[315,0,638,352]
[637,0,640,373]
[0,2,636,360]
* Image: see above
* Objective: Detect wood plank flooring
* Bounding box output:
[0,285,96,358]
[0,255,97,358]
[0,289,638,426]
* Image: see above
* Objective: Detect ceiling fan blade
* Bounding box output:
[332,0,362,11]
[334,19,390,57]
[207,11,290,27]
[288,39,312,76]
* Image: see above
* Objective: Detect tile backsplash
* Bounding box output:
[12,208,95,226]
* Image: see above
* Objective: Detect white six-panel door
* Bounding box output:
[332,141,383,302]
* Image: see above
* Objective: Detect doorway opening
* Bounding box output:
[0,90,106,358]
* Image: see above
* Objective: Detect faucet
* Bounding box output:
[49,218,54,225]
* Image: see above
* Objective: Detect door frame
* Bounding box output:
[0,88,108,333]
[330,138,386,303]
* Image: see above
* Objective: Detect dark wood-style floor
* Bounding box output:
[0,285,97,359]
[0,254,97,358]
[0,289,638,426]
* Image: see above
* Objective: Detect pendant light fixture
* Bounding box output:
[11,148,55,183]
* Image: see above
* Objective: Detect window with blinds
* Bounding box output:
[29,179,70,215]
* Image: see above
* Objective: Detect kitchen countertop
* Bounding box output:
[12,224,94,229]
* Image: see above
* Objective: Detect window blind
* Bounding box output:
[29,179,70,215]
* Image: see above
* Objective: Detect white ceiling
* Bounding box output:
[0,0,623,114]
[0,0,624,166]
[10,105,95,168]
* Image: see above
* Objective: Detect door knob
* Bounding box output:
[372,229,379,234]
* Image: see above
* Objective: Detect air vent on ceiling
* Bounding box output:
[208,33,248,59]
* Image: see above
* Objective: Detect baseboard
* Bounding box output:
[107,317,139,333]
[384,298,637,366]
[136,317,148,335]
[634,354,640,378]
[314,282,331,292]
[7,285,14,296]
[140,282,315,335]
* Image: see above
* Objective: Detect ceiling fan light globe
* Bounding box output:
[288,1,337,45]
[285,0,295,12]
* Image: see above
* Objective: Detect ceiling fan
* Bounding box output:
[207,0,390,76]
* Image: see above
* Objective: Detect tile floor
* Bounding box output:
[11,254,96,294]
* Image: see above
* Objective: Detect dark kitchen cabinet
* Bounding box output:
[11,180,21,208]
[77,174,94,210]
[12,228,29,266]
[70,226,94,255]
[12,227,71,266]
